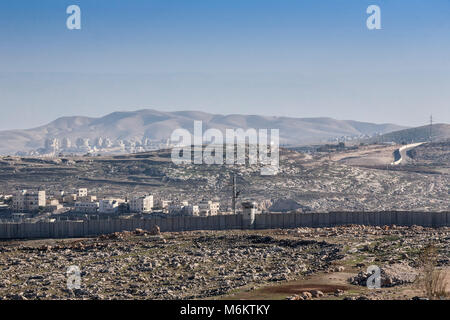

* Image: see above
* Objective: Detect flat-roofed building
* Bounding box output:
[168,203,183,215]
[99,199,124,214]
[129,195,153,213]
[183,205,199,216]
[77,188,88,197]
[63,194,77,204]
[78,195,97,202]
[74,201,99,213]
[198,200,220,216]
[156,199,171,209]
[12,190,46,212]
[46,199,60,206]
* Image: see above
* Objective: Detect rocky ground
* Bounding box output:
[0,143,448,213]
[0,225,448,300]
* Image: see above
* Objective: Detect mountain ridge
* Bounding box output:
[0,109,408,155]
[368,123,450,144]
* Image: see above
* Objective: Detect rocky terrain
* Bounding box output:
[0,143,448,213]
[404,140,450,174]
[0,225,448,300]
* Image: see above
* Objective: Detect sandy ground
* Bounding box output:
[332,145,398,167]
[221,267,450,300]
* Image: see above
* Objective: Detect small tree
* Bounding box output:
[417,243,448,300]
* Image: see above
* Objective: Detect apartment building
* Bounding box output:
[77,195,97,202]
[198,200,220,216]
[129,195,153,213]
[12,190,46,212]
[77,188,88,198]
[168,203,184,215]
[183,205,200,216]
[99,199,124,214]
[156,199,171,209]
[74,201,99,214]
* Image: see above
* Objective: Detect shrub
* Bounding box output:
[417,243,448,300]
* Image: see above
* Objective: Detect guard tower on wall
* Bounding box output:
[242,201,257,229]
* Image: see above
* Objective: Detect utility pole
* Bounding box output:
[231,172,241,215]
[232,173,237,215]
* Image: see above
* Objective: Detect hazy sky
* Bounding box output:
[0,0,449,130]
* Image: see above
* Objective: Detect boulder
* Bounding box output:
[150,225,161,236]
[301,291,313,300]
[310,290,324,298]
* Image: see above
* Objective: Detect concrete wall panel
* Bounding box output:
[302,213,314,228]
[0,210,448,239]
[288,213,296,228]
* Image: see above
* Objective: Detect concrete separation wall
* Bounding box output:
[0,211,448,240]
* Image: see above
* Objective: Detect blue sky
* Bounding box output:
[0,0,449,129]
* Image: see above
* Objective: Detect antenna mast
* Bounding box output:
[232,173,237,214]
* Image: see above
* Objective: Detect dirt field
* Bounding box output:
[1,226,448,300]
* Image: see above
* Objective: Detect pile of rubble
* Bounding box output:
[348,263,419,287]
[98,226,161,240]
[286,290,324,300]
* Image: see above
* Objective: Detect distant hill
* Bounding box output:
[0,109,407,155]
[369,124,450,144]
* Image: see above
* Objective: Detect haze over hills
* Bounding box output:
[0,109,408,155]
[368,124,450,144]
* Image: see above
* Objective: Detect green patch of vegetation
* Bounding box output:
[343,254,366,267]
[381,235,401,242]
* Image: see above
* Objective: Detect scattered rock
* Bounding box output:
[150,225,161,236]
[310,290,324,298]
[334,289,344,296]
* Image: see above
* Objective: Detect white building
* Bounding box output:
[46,199,60,206]
[183,205,199,216]
[99,199,123,214]
[12,190,46,212]
[61,137,71,149]
[0,194,12,202]
[168,203,183,215]
[74,201,99,214]
[129,195,153,213]
[44,138,60,154]
[77,188,88,198]
[156,199,171,209]
[198,200,220,216]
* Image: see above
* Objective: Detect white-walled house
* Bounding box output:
[12,190,46,212]
[129,195,153,213]
[74,201,99,213]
